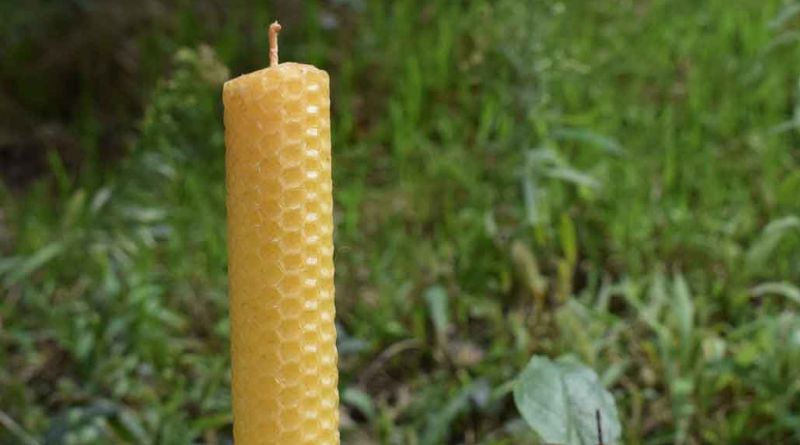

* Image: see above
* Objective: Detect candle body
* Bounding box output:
[223,63,338,444]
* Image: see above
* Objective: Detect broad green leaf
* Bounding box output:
[514,355,621,445]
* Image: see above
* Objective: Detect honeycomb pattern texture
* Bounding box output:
[223,62,339,445]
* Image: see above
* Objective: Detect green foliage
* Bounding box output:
[1,47,230,444]
[514,355,621,445]
[2,0,800,443]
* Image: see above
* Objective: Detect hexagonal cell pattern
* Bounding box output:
[224,62,338,445]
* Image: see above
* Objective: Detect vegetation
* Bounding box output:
[2,0,800,443]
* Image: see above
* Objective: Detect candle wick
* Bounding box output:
[269,21,282,67]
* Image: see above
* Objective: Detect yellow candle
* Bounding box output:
[223,22,339,444]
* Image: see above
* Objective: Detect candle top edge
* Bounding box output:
[224,62,328,88]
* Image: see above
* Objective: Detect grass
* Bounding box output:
[2,0,800,443]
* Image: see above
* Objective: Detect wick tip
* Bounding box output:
[268,21,282,67]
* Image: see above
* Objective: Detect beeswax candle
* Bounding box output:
[223,22,339,444]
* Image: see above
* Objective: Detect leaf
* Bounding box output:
[424,285,449,342]
[341,387,376,422]
[552,127,625,156]
[510,240,548,301]
[90,187,113,214]
[673,273,694,355]
[769,2,800,30]
[746,216,800,269]
[514,355,621,445]
[559,213,578,267]
[2,242,65,286]
[521,174,541,225]
[524,148,602,193]
[112,408,150,444]
[545,167,601,189]
[62,189,87,230]
[190,412,233,434]
[750,282,800,305]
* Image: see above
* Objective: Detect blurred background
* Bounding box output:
[2,0,800,443]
